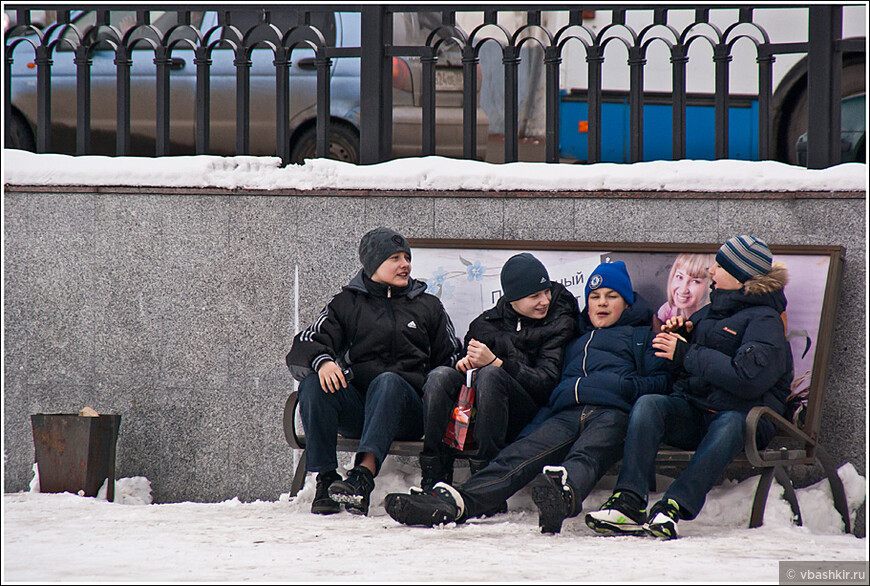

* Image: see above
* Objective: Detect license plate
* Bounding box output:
[435,68,464,91]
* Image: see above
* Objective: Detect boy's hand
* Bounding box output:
[456,355,474,373]
[661,315,694,335]
[317,360,347,393]
[653,332,689,366]
[466,339,498,368]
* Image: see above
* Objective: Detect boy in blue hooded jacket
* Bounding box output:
[586,236,793,539]
[384,261,671,533]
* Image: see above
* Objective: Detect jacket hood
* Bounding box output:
[345,269,428,299]
[709,262,788,315]
[579,291,653,332]
[742,262,788,296]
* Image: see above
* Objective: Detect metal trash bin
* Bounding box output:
[31,413,121,501]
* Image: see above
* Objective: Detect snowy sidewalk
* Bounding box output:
[2,460,866,583]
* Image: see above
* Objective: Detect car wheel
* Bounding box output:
[782,58,865,165]
[290,122,360,165]
[5,111,36,152]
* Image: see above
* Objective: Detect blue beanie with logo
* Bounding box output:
[585,261,634,306]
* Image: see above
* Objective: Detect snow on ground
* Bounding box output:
[3,149,867,192]
[2,460,867,582]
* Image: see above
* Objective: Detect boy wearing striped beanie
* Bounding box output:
[586,236,793,540]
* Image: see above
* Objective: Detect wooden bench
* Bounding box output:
[282,240,851,532]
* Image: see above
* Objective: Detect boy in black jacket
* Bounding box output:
[419,253,580,491]
[285,227,462,516]
[586,236,793,539]
[385,261,670,533]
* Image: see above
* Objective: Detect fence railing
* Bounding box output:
[4,4,865,169]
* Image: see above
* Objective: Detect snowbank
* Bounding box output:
[3,149,866,192]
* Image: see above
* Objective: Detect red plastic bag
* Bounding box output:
[443,368,477,451]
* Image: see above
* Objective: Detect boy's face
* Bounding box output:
[510,288,552,319]
[708,262,742,291]
[587,287,627,328]
[371,252,411,287]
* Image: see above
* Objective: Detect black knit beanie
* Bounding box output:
[359,227,411,277]
[501,253,551,302]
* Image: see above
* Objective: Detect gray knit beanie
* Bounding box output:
[716,235,773,283]
[359,227,411,276]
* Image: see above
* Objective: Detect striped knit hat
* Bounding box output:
[716,235,773,283]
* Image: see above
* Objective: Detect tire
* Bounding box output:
[289,122,360,165]
[5,110,36,152]
[781,58,865,165]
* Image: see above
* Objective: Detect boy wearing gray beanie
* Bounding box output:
[285,227,462,517]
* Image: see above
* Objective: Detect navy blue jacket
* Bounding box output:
[525,293,671,430]
[674,264,793,414]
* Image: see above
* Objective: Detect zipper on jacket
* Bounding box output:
[575,331,595,403]
[516,318,521,332]
[384,289,397,364]
[387,286,392,298]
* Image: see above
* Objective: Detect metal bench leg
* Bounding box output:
[774,466,803,527]
[816,446,851,534]
[750,466,775,528]
[290,450,308,497]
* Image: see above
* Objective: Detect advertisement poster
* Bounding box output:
[411,243,833,396]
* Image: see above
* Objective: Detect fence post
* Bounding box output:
[360,5,391,164]
[807,5,842,169]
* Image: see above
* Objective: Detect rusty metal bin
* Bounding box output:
[31,414,121,501]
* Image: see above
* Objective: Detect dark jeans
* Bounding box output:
[614,394,775,519]
[298,371,424,475]
[422,365,539,465]
[455,404,630,519]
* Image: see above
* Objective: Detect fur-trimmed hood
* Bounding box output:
[743,262,788,296]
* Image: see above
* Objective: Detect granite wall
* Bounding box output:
[3,186,865,532]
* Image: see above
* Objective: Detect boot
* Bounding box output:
[419,453,454,493]
[311,470,341,515]
[328,465,375,516]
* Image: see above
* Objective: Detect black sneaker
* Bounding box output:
[644,498,681,540]
[384,482,466,527]
[328,466,375,516]
[584,490,647,536]
[530,466,577,534]
[311,470,341,515]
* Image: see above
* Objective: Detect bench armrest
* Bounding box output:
[283,391,306,450]
[744,406,815,467]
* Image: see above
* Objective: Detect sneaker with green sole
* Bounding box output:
[644,498,681,540]
[585,491,647,536]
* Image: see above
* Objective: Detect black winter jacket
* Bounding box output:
[526,293,671,428]
[674,264,793,414]
[285,270,462,395]
[464,282,580,407]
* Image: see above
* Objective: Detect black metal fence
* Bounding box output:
[4,4,865,168]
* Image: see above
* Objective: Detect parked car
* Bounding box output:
[5,9,489,162]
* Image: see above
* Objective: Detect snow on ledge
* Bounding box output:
[3,149,867,193]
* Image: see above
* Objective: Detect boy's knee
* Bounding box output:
[473,364,509,389]
[631,394,669,421]
[424,366,459,391]
[369,372,412,401]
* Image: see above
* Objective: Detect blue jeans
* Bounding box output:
[298,372,424,474]
[615,394,774,519]
[455,405,630,518]
[422,365,539,464]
